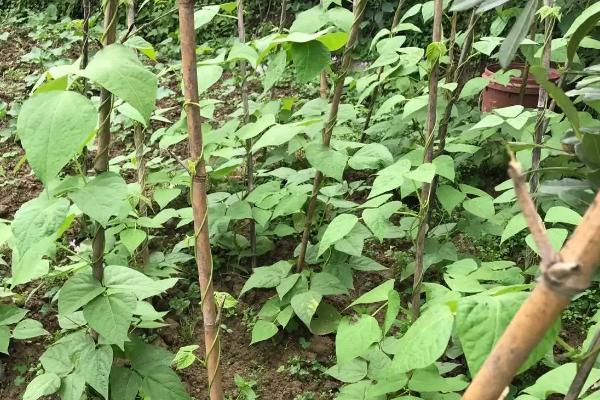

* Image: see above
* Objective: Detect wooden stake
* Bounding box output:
[297,0,368,271]
[177,1,224,398]
[411,0,443,320]
[91,0,118,282]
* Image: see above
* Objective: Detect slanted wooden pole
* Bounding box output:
[177,1,224,398]
[411,0,443,320]
[297,0,368,271]
[91,0,118,282]
[463,164,600,400]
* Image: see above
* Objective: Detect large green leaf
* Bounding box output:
[125,338,174,376]
[369,159,411,198]
[58,268,105,314]
[463,196,495,219]
[0,304,27,326]
[263,49,287,93]
[501,213,527,243]
[436,184,466,214]
[391,305,454,372]
[240,261,293,295]
[544,206,582,225]
[17,90,97,183]
[110,367,142,400]
[23,373,61,400]
[196,65,223,94]
[349,279,396,308]
[83,292,136,347]
[318,214,359,256]
[140,367,191,400]
[523,363,600,398]
[251,320,279,344]
[76,345,113,399]
[0,326,9,354]
[290,40,331,83]
[291,290,322,328]
[530,66,580,137]
[251,124,303,152]
[69,172,128,226]
[12,319,49,339]
[336,315,381,364]
[81,44,157,123]
[103,265,178,300]
[566,2,600,65]
[305,142,348,182]
[363,202,403,241]
[326,358,368,383]
[498,0,538,69]
[58,373,86,400]
[194,5,220,30]
[348,143,393,171]
[457,292,559,376]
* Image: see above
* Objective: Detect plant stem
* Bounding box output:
[128,0,150,266]
[565,329,600,400]
[81,0,91,70]
[279,0,287,30]
[297,0,368,271]
[91,0,118,282]
[177,1,224,398]
[411,0,443,321]
[519,21,538,103]
[391,0,405,31]
[237,0,256,269]
[531,0,554,194]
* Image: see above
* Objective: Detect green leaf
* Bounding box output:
[194,5,220,29]
[391,305,454,372]
[58,268,105,314]
[369,159,411,198]
[17,90,97,183]
[457,292,559,376]
[103,265,177,300]
[82,44,157,123]
[23,373,61,400]
[120,229,147,254]
[153,188,181,209]
[544,206,582,225]
[305,142,348,182]
[124,35,156,61]
[310,301,342,335]
[318,214,359,257]
[125,339,174,376]
[272,193,308,219]
[290,41,331,83]
[349,279,395,307]
[384,290,401,335]
[498,0,538,69]
[501,213,527,243]
[436,185,466,214]
[463,197,495,219]
[310,272,348,296]
[336,315,381,364]
[263,49,287,93]
[459,77,489,99]
[76,345,113,399]
[405,163,436,183]
[228,41,258,69]
[0,304,27,326]
[469,114,504,131]
[408,365,469,393]
[240,261,293,295]
[291,290,322,328]
[566,2,600,65]
[59,373,86,400]
[362,202,403,241]
[523,363,600,398]
[530,66,580,136]
[251,320,279,344]
[326,7,354,31]
[251,124,303,152]
[83,292,136,347]
[110,367,141,400]
[348,143,394,170]
[0,326,9,354]
[290,6,328,33]
[196,65,223,94]
[140,367,191,400]
[318,31,349,51]
[236,114,277,141]
[69,172,128,226]
[433,155,455,182]
[11,319,48,339]
[171,345,199,370]
[526,228,569,255]
[326,358,368,383]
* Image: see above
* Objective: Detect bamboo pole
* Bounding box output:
[297,0,368,271]
[411,0,443,320]
[128,0,150,266]
[237,0,257,269]
[565,329,600,400]
[91,0,118,282]
[462,177,600,400]
[177,1,224,398]
[531,0,554,194]
[81,0,91,70]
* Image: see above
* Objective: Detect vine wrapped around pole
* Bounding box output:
[91,0,118,282]
[177,1,224,398]
[296,0,368,271]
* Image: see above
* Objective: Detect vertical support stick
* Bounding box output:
[411,0,443,320]
[91,0,118,282]
[297,0,368,271]
[237,0,256,269]
[177,1,224,398]
[81,0,91,70]
[279,0,288,30]
[565,329,600,400]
